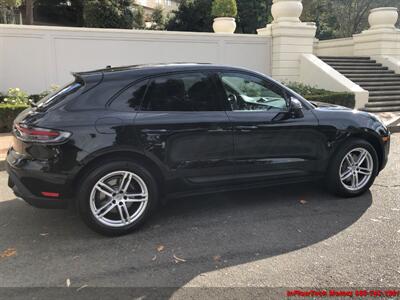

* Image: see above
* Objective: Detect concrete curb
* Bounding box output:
[387,118,400,133]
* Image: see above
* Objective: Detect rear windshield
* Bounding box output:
[36,82,82,111]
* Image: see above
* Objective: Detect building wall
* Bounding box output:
[0,25,272,94]
[135,0,179,13]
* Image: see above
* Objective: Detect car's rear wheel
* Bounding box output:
[78,160,158,236]
[326,139,378,197]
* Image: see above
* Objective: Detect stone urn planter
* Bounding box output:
[271,0,303,23]
[213,17,236,33]
[368,7,398,30]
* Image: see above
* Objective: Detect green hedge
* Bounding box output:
[287,83,355,109]
[306,92,355,109]
[0,104,29,133]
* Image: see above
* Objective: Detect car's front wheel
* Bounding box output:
[327,139,378,197]
[78,160,158,236]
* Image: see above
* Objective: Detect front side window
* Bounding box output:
[220,73,288,112]
[142,73,220,111]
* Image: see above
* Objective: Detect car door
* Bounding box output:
[216,71,326,180]
[134,71,235,185]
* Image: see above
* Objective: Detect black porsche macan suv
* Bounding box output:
[6,64,390,235]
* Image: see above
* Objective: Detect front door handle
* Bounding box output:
[236,125,258,130]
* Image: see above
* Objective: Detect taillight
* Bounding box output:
[14,123,71,143]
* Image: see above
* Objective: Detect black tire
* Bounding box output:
[78,160,158,236]
[326,139,379,197]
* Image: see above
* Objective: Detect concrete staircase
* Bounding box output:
[319,56,400,112]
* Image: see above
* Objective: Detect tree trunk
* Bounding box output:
[25,0,34,25]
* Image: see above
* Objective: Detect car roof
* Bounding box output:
[74,63,256,77]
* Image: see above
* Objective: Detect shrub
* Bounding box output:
[2,88,30,105]
[0,104,28,133]
[30,85,60,103]
[150,5,165,30]
[132,5,145,29]
[211,0,237,17]
[83,0,134,29]
[287,82,355,109]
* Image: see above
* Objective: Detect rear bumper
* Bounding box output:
[6,149,69,209]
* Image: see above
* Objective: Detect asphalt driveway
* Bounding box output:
[0,134,399,298]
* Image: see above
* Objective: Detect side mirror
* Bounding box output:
[289,97,304,118]
[227,94,238,110]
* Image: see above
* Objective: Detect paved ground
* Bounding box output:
[0,135,399,298]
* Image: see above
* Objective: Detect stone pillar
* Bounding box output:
[353,7,400,59]
[257,0,316,83]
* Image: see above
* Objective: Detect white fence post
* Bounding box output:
[353,7,400,60]
[257,0,316,83]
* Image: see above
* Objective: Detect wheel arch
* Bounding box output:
[346,130,384,171]
[72,150,166,200]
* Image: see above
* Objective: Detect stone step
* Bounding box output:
[366,100,400,107]
[346,74,400,79]
[359,82,400,88]
[369,95,400,101]
[319,56,371,60]
[326,61,378,66]
[369,90,400,96]
[334,66,388,70]
[363,106,400,112]
[363,86,400,91]
[352,78,400,83]
[341,70,395,75]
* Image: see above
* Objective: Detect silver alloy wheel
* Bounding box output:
[339,147,373,191]
[89,171,148,227]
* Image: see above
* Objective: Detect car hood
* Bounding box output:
[310,101,351,111]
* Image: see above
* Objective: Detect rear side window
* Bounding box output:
[36,82,82,111]
[109,80,148,111]
[141,73,221,111]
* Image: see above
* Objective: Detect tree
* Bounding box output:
[150,5,165,30]
[166,0,213,32]
[211,0,237,17]
[83,0,134,29]
[24,0,33,24]
[34,0,84,26]
[132,5,145,29]
[302,0,400,39]
[0,0,22,24]
[302,0,337,39]
[236,0,271,34]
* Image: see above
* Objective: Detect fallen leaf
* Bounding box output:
[0,248,17,259]
[213,255,221,262]
[76,284,88,292]
[152,255,157,261]
[370,219,382,223]
[299,199,307,204]
[173,254,186,263]
[157,245,165,252]
[66,278,71,287]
